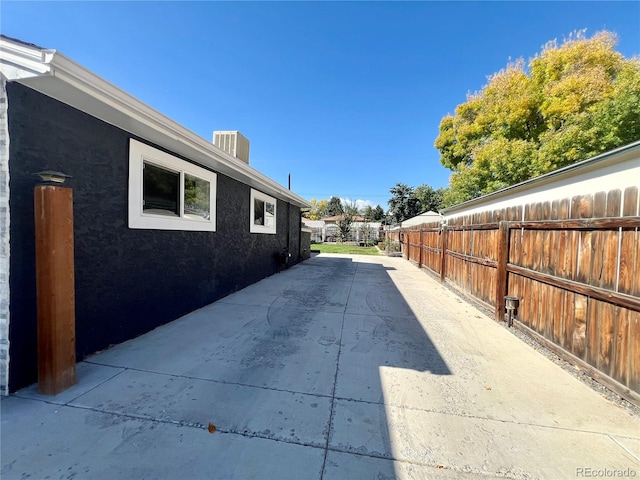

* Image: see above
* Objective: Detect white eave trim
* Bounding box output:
[0,38,54,79]
[440,140,640,215]
[0,36,311,208]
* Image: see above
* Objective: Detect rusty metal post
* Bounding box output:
[34,184,76,394]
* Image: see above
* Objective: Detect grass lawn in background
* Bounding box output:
[310,243,381,255]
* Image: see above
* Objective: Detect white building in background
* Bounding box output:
[396,210,443,228]
[302,217,382,243]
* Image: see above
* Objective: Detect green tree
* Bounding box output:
[362,205,374,221]
[358,221,374,245]
[326,196,344,217]
[414,185,445,213]
[343,201,359,217]
[336,201,357,242]
[388,183,420,223]
[372,205,385,221]
[435,30,640,205]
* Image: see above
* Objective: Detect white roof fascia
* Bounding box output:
[441,141,640,216]
[0,39,54,79]
[0,37,310,208]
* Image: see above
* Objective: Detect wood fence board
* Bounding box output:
[523,204,531,221]
[586,300,600,369]
[600,230,619,291]
[623,186,639,217]
[562,227,575,282]
[470,262,477,300]
[556,230,568,279]
[573,194,594,219]
[606,189,622,217]
[540,202,552,275]
[542,229,553,275]
[590,228,604,288]
[598,302,615,375]
[590,192,607,289]
[552,287,566,345]
[550,200,562,220]
[489,266,497,305]
[577,231,593,284]
[549,201,562,276]
[543,283,554,339]
[573,294,588,360]
[505,206,517,221]
[619,229,638,296]
[524,229,534,270]
[564,291,576,350]
[530,278,541,333]
[593,191,607,217]
[534,229,543,271]
[559,197,574,280]
[509,229,521,265]
[575,195,594,284]
[630,310,640,393]
[558,198,570,220]
[612,308,630,386]
[520,276,528,325]
[509,273,521,316]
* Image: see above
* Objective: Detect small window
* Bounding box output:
[250,189,277,234]
[129,139,217,231]
[143,162,180,217]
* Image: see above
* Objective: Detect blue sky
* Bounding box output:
[2,1,639,211]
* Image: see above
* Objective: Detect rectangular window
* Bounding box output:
[143,162,180,217]
[184,174,211,220]
[129,139,217,231]
[250,189,277,234]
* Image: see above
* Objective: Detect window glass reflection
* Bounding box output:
[184,173,210,219]
[143,162,179,216]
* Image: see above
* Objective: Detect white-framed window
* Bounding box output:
[128,139,217,231]
[250,189,277,234]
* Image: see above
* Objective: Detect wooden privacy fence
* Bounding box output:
[391,188,640,405]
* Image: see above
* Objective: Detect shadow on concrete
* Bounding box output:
[3,254,453,479]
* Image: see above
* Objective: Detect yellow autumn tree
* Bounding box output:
[436,30,640,206]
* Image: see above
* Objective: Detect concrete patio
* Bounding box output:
[2,253,639,479]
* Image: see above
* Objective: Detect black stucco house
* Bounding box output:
[0,36,311,393]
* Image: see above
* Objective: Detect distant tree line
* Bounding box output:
[306,196,385,221]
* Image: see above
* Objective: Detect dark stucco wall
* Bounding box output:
[7,82,302,392]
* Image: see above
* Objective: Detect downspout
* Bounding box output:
[286,201,291,263]
[286,174,291,262]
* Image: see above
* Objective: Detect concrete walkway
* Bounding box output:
[2,254,639,479]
